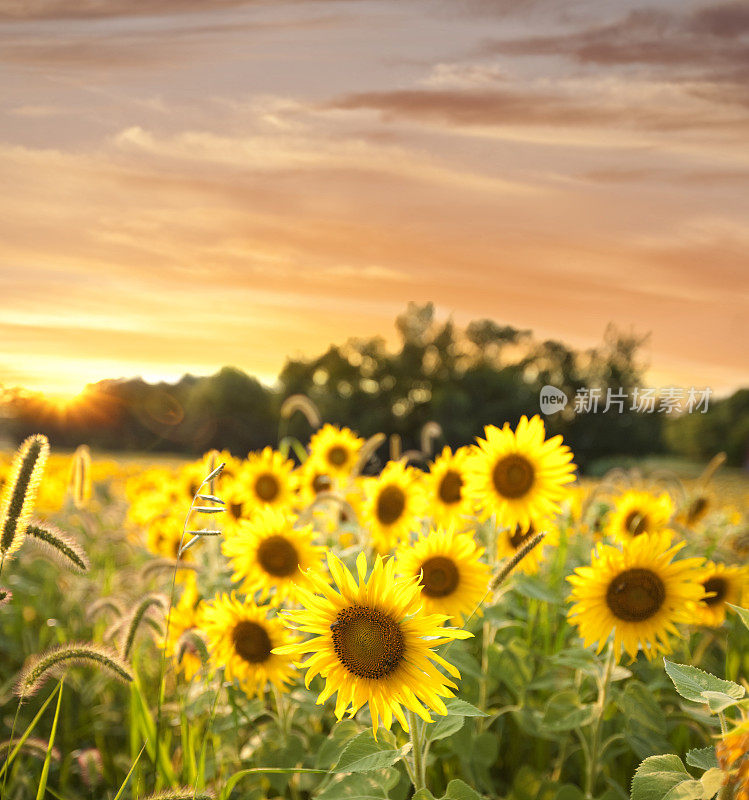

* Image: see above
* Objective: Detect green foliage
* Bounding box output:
[663,660,745,707]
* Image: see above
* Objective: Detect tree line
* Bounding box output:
[2,303,746,472]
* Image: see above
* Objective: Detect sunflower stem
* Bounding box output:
[408,710,427,792]
[477,620,497,732]
[584,641,616,799]
[272,685,290,741]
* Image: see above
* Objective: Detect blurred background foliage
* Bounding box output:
[2,303,747,473]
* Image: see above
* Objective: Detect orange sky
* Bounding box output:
[1,0,748,398]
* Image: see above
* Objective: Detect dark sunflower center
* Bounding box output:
[255,473,280,502]
[230,501,243,519]
[509,523,535,549]
[257,535,299,577]
[492,454,534,499]
[376,485,406,525]
[331,605,405,679]
[231,620,272,664]
[606,568,665,622]
[438,470,463,504]
[327,445,348,467]
[420,556,460,597]
[624,510,649,536]
[312,473,332,494]
[687,497,708,524]
[702,576,727,606]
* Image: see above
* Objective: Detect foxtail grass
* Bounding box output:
[87,596,126,621]
[15,642,134,699]
[0,738,59,762]
[26,521,89,573]
[420,420,443,456]
[70,444,92,509]
[141,789,214,800]
[121,595,168,659]
[75,748,103,789]
[0,434,49,561]
[352,432,386,476]
[280,393,321,428]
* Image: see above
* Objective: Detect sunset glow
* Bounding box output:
[1,0,748,397]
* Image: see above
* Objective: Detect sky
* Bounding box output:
[1,0,748,399]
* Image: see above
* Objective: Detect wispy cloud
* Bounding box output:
[1,0,748,395]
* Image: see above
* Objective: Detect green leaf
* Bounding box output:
[727,604,749,631]
[35,681,63,800]
[0,683,61,780]
[699,769,724,799]
[686,747,718,772]
[702,690,743,713]
[334,730,409,774]
[513,575,563,604]
[426,713,465,743]
[316,772,392,800]
[444,779,483,800]
[631,755,701,800]
[470,732,499,768]
[549,648,599,671]
[554,787,586,800]
[413,791,437,800]
[443,698,488,717]
[662,781,705,800]
[316,720,362,769]
[663,660,745,706]
[617,682,667,736]
[541,691,597,732]
[223,767,328,798]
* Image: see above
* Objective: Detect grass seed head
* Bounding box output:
[15,641,134,698]
[26,521,90,573]
[0,434,49,558]
[280,393,321,428]
[122,594,168,659]
[70,444,92,509]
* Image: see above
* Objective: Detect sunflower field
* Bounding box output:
[0,413,747,800]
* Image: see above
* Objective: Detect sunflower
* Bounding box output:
[145,514,192,562]
[567,532,705,661]
[395,527,490,623]
[606,490,674,543]
[222,508,325,604]
[496,518,556,575]
[241,447,296,514]
[717,718,749,800]
[361,462,426,553]
[274,552,472,736]
[680,491,713,528]
[201,593,297,697]
[467,415,576,532]
[308,424,364,478]
[694,561,748,627]
[422,447,476,529]
[293,456,336,510]
[162,575,205,681]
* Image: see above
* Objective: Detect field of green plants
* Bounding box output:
[0,413,747,800]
